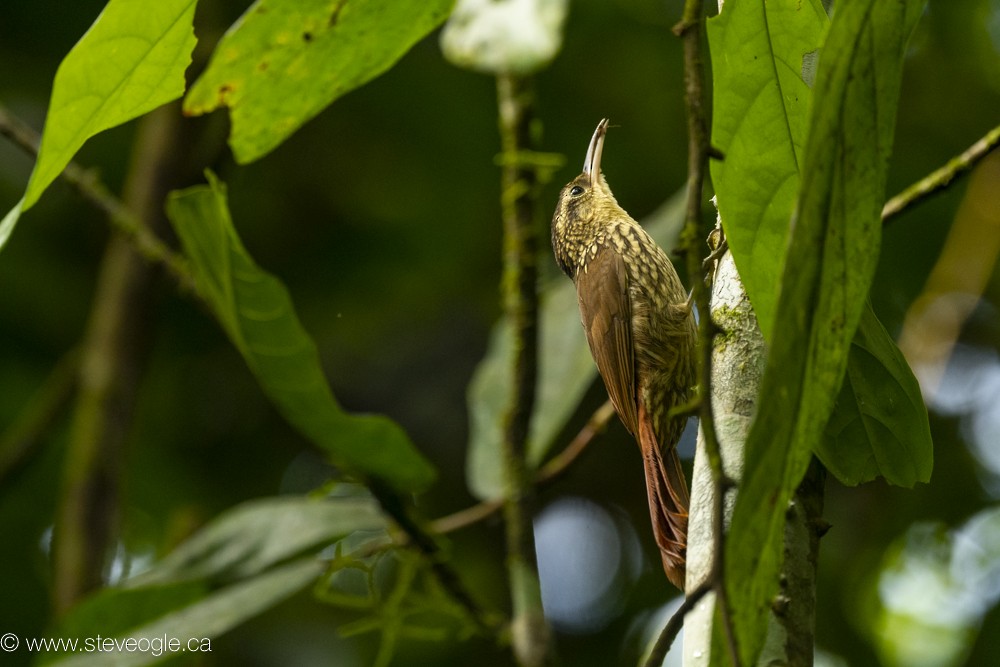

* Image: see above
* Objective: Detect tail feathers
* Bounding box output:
[638,402,690,591]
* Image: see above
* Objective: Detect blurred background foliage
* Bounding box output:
[1,0,1000,665]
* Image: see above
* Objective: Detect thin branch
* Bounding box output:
[53,104,192,613]
[430,497,504,536]
[644,583,713,667]
[882,123,1000,223]
[431,399,615,536]
[536,399,614,484]
[496,72,550,667]
[0,104,194,291]
[674,0,742,664]
[374,411,611,637]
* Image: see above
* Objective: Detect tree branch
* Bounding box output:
[882,123,1000,223]
[0,104,193,291]
[52,103,194,614]
[495,72,550,667]
[535,399,614,484]
[673,0,741,663]
[430,400,615,536]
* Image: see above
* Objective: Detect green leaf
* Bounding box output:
[720,0,924,663]
[49,558,323,667]
[129,495,386,586]
[0,0,197,251]
[707,0,828,339]
[39,583,206,666]
[184,0,455,163]
[820,304,933,487]
[166,173,436,492]
[466,191,686,500]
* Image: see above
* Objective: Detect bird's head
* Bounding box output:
[552,118,622,276]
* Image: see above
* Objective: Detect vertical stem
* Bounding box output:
[673,0,741,664]
[678,0,725,527]
[496,73,549,667]
[680,1,826,664]
[51,103,196,614]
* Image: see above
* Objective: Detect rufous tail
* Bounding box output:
[637,402,690,590]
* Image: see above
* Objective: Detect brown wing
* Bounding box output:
[575,247,638,436]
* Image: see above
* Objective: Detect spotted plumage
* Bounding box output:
[551,119,696,590]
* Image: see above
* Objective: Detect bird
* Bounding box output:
[550,118,696,590]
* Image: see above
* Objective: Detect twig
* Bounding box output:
[882,123,1000,223]
[536,399,614,483]
[397,399,611,582]
[496,72,550,667]
[643,582,713,667]
[0,104,194,292]
[431,399,615,536]
[430,496,504,536]
[675,0,742,664]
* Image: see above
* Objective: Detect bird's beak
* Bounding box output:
[583,118,609,187]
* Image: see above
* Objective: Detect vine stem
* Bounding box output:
[496,72,550,667]
[645,583,712,666]
[431,400,615,536]
[659,0,743,664]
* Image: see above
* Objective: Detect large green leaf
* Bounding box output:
[44,494,384,665]
[38,582,208,665]
[166,174,435,492]
[466,191,686,500]
[0,0,197,252]
[708,0,932,491]
[707,0,828,339]
[129,495,386,586]
[720,1,924,663]
[184,0,455,163]
[38,582,207,666]
[49,558,323,667]
[821,304,933,487]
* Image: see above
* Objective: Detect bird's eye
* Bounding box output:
[570,185,585,196]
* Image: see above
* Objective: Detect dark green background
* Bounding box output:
[2,0,999,664]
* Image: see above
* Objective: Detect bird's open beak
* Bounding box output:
[583,118,609,187]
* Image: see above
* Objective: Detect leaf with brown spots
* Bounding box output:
[185,0,454,163]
